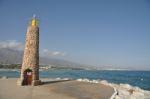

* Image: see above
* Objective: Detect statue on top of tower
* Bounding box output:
[31,14,38,26]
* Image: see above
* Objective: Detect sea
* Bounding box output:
[0,69,150,91]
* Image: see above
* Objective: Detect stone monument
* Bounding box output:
[17,15,41,86]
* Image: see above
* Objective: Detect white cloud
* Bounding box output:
[0,40,24,51]
[42,49,66,57]
[0,40,66,57]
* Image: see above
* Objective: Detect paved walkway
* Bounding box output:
[0,78,114,99]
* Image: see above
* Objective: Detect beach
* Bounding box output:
[0,78,114,99]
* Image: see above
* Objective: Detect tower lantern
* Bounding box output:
[31,15,38,26]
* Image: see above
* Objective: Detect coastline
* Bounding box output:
[101,80,150,99]
[0,78,150,99]
[76,79,150,99]
[0,78,114,99]
[0,69,150,98]
[0,69,150,91]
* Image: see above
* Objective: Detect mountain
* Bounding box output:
[0,48,134,70]
[0,48,88,69]
[0,48,22,64]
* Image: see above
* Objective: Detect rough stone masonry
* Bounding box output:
[17,15,41,86]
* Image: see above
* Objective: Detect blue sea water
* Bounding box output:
[0,70,150,91]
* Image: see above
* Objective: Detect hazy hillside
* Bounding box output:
[0,48,22,64]
[0,48,87,69]
[0,48,133,70]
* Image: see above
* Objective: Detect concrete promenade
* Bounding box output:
[0,78,114,99]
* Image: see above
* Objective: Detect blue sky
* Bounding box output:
[0,0,150,69]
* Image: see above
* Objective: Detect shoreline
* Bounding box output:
[1,68,150,71]
[0,78,114,99]
[101,80,150,99]
[0,78,150,99]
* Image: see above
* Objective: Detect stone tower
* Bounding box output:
[17,15,41,86]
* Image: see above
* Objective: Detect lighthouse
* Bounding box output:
[17,15,41,86]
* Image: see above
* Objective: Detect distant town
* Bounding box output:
[0,64,84,70]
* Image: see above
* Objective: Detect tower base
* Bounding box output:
[32,80,41,86]
[17,79,41,86]
[17,79,23,86]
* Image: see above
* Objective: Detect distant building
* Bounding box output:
[40,65,52,70]
[17,15,41,86]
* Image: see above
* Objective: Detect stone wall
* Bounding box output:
[17,24,40,85]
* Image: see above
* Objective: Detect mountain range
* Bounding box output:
[0,48,89,69]
[0,48,131,70]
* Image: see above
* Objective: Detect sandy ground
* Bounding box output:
[0,78,114,99]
